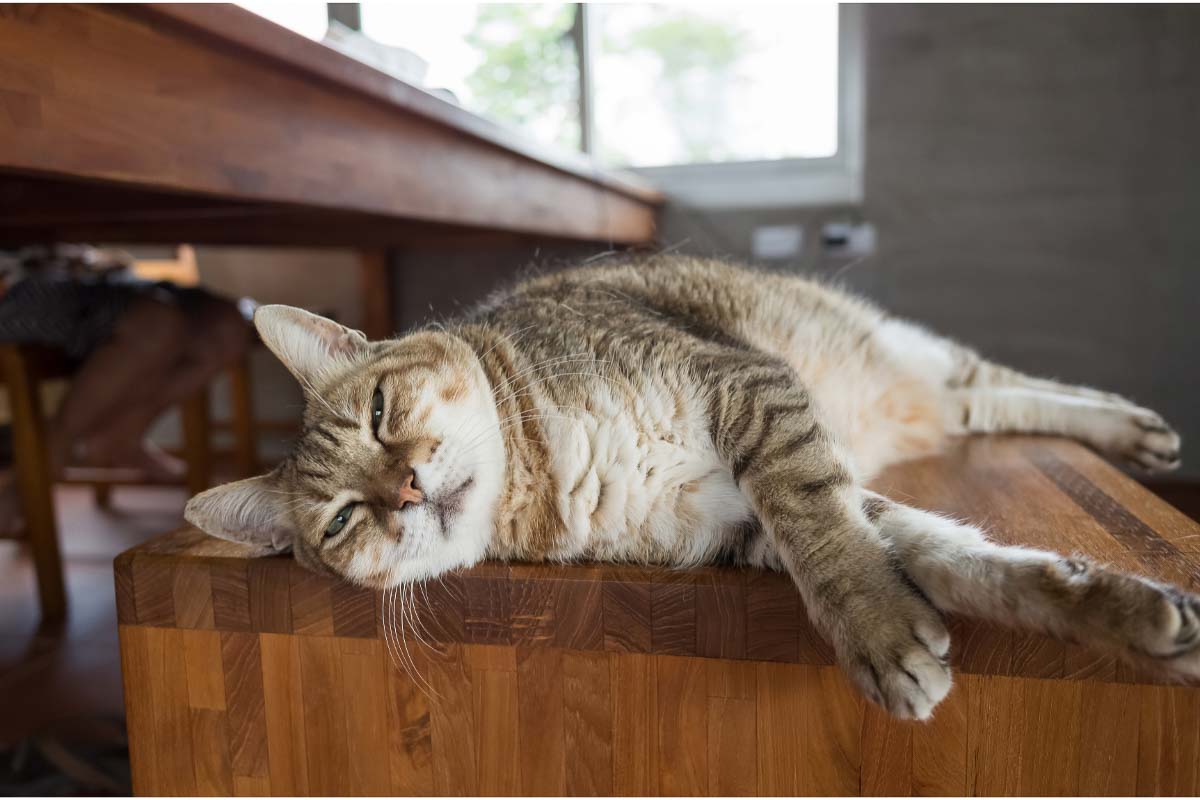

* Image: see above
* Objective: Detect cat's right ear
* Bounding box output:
[253,305,368,388]
[184,473,295,553]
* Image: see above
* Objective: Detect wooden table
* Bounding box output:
[0,3,662,335]
[114,436,1200,796]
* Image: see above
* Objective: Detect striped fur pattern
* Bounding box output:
[187,255,1196,719]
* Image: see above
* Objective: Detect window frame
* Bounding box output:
[585,3,865,209]
[324,2,864,209]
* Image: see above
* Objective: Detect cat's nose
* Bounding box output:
[393,470,424,511]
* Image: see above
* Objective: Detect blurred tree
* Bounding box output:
[464,4,581,151]
[603,10,749,163]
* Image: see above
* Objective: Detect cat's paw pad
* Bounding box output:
[1101,407,1181,473]
[844,609,952,720]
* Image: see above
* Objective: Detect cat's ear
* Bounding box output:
[253,305,368,387]
[184,473,295,553]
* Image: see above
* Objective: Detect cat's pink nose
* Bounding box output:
[395,471,424,510]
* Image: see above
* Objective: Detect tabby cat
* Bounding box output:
[187,256,1197,719]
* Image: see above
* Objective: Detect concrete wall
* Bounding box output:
[660,4,1200,476]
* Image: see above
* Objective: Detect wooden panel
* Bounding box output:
[656,655,708,795]
[1016,678,1081,795]
[427,644,477,795]
[861,703,913,796]
[290,563,334,637]
[211,562,251,633]
[804,667,864,795]
[651,583,697,656]
[755,662,806,795]
[1137,684,1200,795]
[182,629,226,711]
[297,635,351,795]
[340,637,391,795]
[563,650,613,795]
[190,708,234,796]
[173,560,215,630]
[132,556,176,627]
[911,680,968,796]
[965,675,1020,794]
[385,644,434,795]
[554,578,605,651]
[510,577,556,645]
[516,647,566,794]
[603,579,653,653]
[695,579,746,660]
[220,631,268,780]
[611,652,658,795]
[114,556,137,624]
[463,576,510,645]
[247,560,291,634]
[118,625,158,795]
[473,668,522,794]
[745,573,801,663]
[331,581,376,638]
[259,633,310,796]
[144,627,198,794]
[1078,682,1140,796]
[707,696,756,796]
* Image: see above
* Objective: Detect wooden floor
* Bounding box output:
[0,485,186,748]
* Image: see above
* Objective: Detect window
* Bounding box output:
[236,3,863,208]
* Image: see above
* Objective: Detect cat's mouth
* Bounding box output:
[432,476,474,533]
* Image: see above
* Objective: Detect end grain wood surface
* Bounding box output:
[116,436,1200,795]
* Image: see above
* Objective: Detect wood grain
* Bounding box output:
[0,5,660,247]
[115,437,1200,796]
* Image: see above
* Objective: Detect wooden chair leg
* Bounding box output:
[0,344,66,621]
[228,357,258,477]
[93,483,113,509]
[180,389,211,497]
[358,249,395,340]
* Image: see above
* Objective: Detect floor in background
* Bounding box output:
[0,485,186,750]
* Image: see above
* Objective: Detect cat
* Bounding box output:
[186,255,1197,720]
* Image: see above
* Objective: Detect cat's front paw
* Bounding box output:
[837,589,953,720]
[1095,405,1181,473]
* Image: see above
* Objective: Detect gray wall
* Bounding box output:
[659,4,1200,476]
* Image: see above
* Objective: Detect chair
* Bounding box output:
[0,246,259,621]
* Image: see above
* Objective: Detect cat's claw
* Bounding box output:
[840,593,953,720]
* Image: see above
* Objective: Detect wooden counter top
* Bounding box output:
[114,435,1200,683]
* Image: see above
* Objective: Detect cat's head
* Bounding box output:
[184,306,505,588]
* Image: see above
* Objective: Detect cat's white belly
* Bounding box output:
[542,379,753,565]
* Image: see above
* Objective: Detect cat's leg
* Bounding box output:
[943,350,1181,472]
[864,492,1200,678]
[703,351,952,719]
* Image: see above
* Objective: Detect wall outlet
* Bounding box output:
[751,224,805,260]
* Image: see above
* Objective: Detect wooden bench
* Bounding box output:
[114,435,1200,795]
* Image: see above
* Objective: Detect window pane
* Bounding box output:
[236,2,329,40]
[592,3,839,167]
[360,3,581,152]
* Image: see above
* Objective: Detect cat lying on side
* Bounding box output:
[186,255,1196,720]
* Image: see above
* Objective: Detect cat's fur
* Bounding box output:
[187,255,1198,720]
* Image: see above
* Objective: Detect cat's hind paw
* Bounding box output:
[1096,406,1181,473]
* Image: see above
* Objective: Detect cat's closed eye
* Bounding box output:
[371,387,384,434]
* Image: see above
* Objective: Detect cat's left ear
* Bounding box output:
[254,305,368,388]
[184,472,295,553]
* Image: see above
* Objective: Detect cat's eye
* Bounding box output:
[371,387,384,434]
[325,504,356,538]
